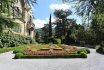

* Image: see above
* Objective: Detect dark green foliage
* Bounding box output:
[54,39,61,44]
[77,48,90,54]
[80,41,85,46]
[80,52,87,58]
[0,44,34,54]
[21,54,87,59]
[96,47,104,54]
[13,49,26,54]
[49,14,52,37]
[100,41,104,47]
[14,52,23,59]
[0,40,3,48]
[65,31,76,45]
[0,32,36,48]
[47,37,55,43]
[85,48,90,54]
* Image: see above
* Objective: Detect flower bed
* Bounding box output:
[13,44,90,59]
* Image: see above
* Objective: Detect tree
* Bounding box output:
[41,24,49,43]
[49,14,52,37]
[53,9,72,38]
[35,31,41,42]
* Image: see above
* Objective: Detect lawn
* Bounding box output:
[13,44,90,59]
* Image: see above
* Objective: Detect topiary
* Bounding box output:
[77,49,87,54]
[14,52,23,59]
[54,39,61,44]
[85,48,90,54]
[80,52,87,58]
[13,49,23,54]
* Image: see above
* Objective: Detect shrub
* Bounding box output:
[0,40,3,48]
[85,48,90,54]
[13,49,26,54]
[21,54,83,58]
[77,49,87,54]
[14,52,23,59]
[80,41,85,46]
[0,32,37,47]
[96,47,104,54]
[47,37,55,43]
[13,49,22,53]
[65,33,76,45]
[80,52,87,58]
[100,41,104,47]
[54,39,61,44]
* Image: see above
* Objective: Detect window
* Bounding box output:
[12,27,22,33]
[13,7,22,18]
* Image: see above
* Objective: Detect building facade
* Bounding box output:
[11,0,35,37]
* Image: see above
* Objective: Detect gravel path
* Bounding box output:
[0,48,104,70]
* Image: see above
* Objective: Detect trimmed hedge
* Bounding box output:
[13,49,26,55]
[54,39,61,44]
[19,53,87,59]
[14,52,23,59]
[77,48,90,54]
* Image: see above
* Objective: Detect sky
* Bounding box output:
[32,0,82,29]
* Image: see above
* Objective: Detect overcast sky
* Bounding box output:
[32,0,82,29]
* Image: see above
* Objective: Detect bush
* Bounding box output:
[0,32,37,48]
[80,41,85,46]
[54,39,61,44]
[47,37,55,43]
[13,49,26,55]
[77,49,87,54]
[65,33,76,45]
[85,48,90,54]
[80,52,87,58]
[0,40,3,48]
[14,52,23,59]
[96,47,104,54]
[21,54,83,58]
[100,41,104,47]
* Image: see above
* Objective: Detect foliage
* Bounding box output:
[47,37,55,43]
[13,44,90,59]
[65,30,76,45]
[21,54,85,58]
[49,14,52,37]
[77,48,90,54]
[54,39,61,44]
[80,52,87,58]
[100,41,104,47]
[13,49,26,55]
[53,9,72,38]
[35,32,41,43]
[96,47,104,54]
[14,52,23,59]
[0,32,36,48]
[0,44,34,54]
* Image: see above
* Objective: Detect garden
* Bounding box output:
[13,44,90,59]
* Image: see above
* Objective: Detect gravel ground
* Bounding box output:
[0,48,104,70]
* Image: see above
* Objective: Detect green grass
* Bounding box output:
[0,44,35,54]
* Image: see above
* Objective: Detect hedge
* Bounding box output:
[0,32,37,48]
[19,53,87,59]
